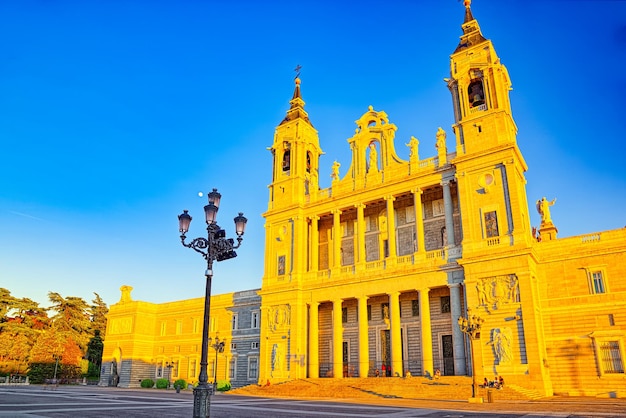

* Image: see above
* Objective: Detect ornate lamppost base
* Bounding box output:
[193,384,212,418]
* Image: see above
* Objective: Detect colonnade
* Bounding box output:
[308,181,457,270]
[307,284,467,379]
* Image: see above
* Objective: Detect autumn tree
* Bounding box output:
[47,292,91,350]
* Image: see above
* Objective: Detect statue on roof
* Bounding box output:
[536,197,556,224]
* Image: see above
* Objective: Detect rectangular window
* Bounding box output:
[432,199,444,217]
[192,318,200,334]
[173,360,179,377]
[251,341,259,349]
[229,358,237,379]
[367,305,372,321]
[210,317,217,333]
[440,296,451,314]
[176,320,183,335]
[599,341,624,374]
[277,255,286,275]
[484,211,499,238]
[251,311,260,329]
[231,342,237,350]
[342,307,348,323]
[232,313,239,330]
[160,322,166,336]
[189,359,197,379]
[412,299,419,317]
[248,357,259,379]
[591,271,606,294]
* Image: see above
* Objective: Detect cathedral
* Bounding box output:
[101,1,626,398]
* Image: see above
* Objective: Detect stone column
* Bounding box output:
[310,216,319,271]
[449,283,466,375]
[355,203,366,267]
[332,209,342,268]
[357,296,369,378]
[412,188,425,253]
[389,291,403,376]
[309,302,319,378]
[333,299,344,378]
[442,180,455,246]
[385,195,397,259]
[419,288,433,376]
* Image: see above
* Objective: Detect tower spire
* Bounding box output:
[280,66,312,126]
[463,0,474,23]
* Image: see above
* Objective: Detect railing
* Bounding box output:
[317,270,331,279]
[581,233,601,243]
[486,237,500,246]
[341,265,355,274]
[365,260,385,270]
[426,249,445,259]
[469,103,487,113]
[397,254,414,265]
[419,157,438,169]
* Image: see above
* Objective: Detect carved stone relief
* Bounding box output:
[267,304,291,333]
[476,274,519,310]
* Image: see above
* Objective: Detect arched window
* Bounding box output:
[306,151,312,173]
[468,79,485,108]
[282,149,290,172]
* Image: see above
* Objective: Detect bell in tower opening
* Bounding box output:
[468,79,485,108]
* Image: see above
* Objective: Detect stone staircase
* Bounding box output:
[231,376,540,402]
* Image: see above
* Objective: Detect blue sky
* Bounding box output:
[1,1,625,308]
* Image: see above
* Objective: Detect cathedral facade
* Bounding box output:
[101,2,626,397]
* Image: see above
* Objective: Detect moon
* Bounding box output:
[198,192,203,197]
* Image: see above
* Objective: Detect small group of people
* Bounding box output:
[482,376,504,389]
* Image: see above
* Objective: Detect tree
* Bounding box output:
[86,329,104,369]
[0,288,15,324]
[47,292,91,350]
[90,293,108,337]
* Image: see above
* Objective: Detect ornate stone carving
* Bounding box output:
[267,304,291,333]
[476,274,519,310]
[490,327,513,364]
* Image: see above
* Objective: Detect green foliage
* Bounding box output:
[155,378,169,389]
[141,379,155,388]
[216,380,231,392]
[86,361,101,378]
[173,378,186,390]
[27,362,81,384]
[86,330,104,368]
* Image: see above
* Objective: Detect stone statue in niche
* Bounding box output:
[368,142,379,173]
[271,343,283,372]
[490,327,513,364]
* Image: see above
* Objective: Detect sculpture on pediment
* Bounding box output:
[476,275,519,310]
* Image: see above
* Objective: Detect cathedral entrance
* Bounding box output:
[380,329,405,376]
[442,334,455,376]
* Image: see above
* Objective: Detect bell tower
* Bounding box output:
[448,0,533,251]
[267,75,322,209]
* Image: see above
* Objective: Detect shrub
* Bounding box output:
[155,378,169,389]
[216,380,231,392]
[173,379,186,390]
[140,379,154,388]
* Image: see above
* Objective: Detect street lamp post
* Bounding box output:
[209,337,226,392]
[52,354,61,383]
[458,312,484,400]
[165,361,174,388]
[178,188,247,418]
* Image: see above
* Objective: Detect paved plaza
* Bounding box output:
[0,385,625,417]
